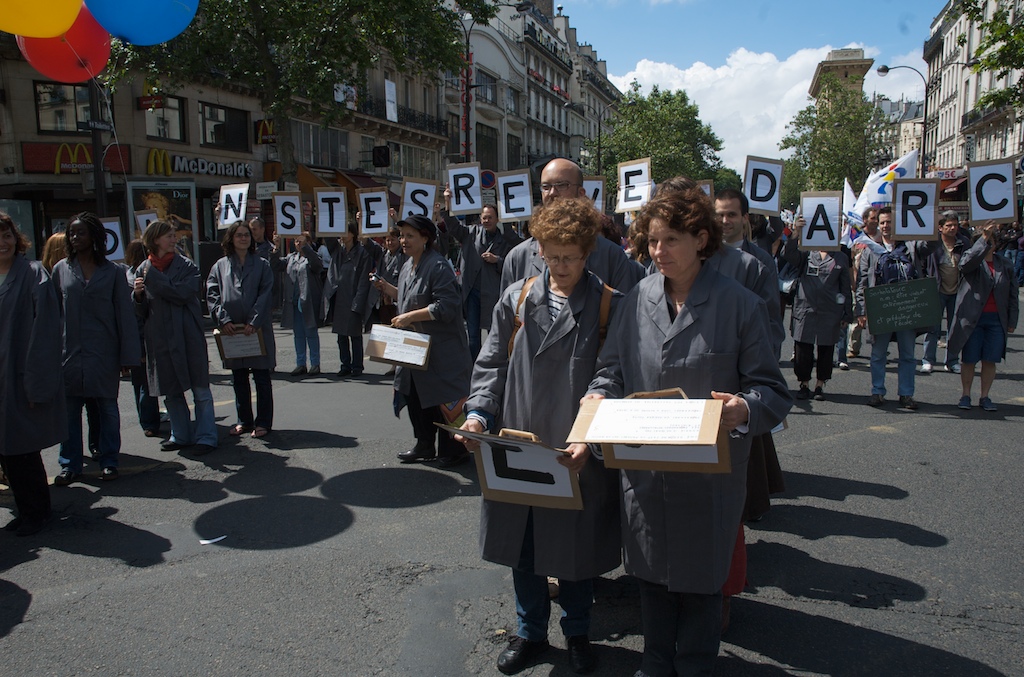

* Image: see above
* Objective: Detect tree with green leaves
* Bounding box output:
[596,82,724,195]
[959,0,1024,113]
[779,73,882,192]
[779,157,807,213]
[110,0,496,180]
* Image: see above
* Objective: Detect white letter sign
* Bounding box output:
[99,216,125,263]
[583,176,605,211]
[893,178,940,241]
[496,170,533,222]
[218,182,250,228]
[399,179,438,221]
[313,187,348,237]
[616,157,652,213]
[447,162,483,217]
[272,192,302,238]
[357,187,391,237]
[697,180,714,198]
[133,209,158,239]
[744,156,784,216]
[968,159,1017,224]
[799,191,842,251]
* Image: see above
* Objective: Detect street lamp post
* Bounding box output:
[563,100,613,174]
[459,14,477,164]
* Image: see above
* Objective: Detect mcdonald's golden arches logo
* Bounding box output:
[53,143,92,174]
[254,119,277,144]
[147,148,172,176]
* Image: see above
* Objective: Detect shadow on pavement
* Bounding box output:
[0,579,30,639]
[752,504,948,547]
[258,429,359,452]
[781,471,909,501]
[193,494,354,550]
[320,466,478,508]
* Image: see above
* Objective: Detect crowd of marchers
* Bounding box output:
[0,156,1017,677]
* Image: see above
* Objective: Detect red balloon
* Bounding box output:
[17,5,110,83]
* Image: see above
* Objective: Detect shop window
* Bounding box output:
[475,71,498,105]
[199,102,249,151]
[34,82,112,134]
[477,123,498,171]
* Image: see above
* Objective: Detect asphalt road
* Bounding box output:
[1,309,1021,676]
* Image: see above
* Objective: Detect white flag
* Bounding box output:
[851,150,919,219]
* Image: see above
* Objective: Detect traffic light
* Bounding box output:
[372,145,391,167]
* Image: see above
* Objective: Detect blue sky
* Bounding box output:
[556,0,943,172]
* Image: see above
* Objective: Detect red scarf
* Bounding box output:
[148,252,175,272]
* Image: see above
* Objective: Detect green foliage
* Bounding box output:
[596,82,723,195]
[108,0,496,178]
[714,167,742,192]
[959,0,1024,114]
[779,157,807,212]
[779,73,882,191]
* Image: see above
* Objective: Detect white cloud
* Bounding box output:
[609,44,929,175]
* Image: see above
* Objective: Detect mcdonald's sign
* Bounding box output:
[254,119,276,144]
[147,148,172,176]
[53,143,93,174]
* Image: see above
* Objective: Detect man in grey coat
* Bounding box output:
[499,158,642,295]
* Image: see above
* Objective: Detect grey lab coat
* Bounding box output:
[52,258,141,399]
[947,237,1020,359]
[272,245,323,330]
[782,239,852,346]
[500,236,642,295]
[364,238,407,313]
[469,271,622,580]
[323,242,372,336]
[0,256,67,456]
[704,245,783,358]
[588,266,792,593]
[207,253,277,370]
[444,216,513,331]
[394,248,472,409]
[135,255,210,397]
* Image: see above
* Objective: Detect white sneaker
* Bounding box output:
[946,364,961,374]
[920,363,933,374]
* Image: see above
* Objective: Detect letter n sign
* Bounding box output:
[218,182,250,228]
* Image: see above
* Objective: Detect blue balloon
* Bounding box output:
[86,0,199,46]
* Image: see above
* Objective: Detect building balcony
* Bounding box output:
[523,25,573,74]
[356,95,448,137]
[923,31,943,61]
[961,105,1012,132]
[582,70,619,103]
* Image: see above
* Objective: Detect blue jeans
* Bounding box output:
[834,325,849,365]
[923,291,958,368]
[165,386,217,447]
[1015,253,1024,285]
[338,334,364,373]
[292,304,321,367]
[131,365,160,433]
[465,285,482,359]
[512,510,593,640]
[870,329,917,397]
[60,396,121,471]
[232,368,274,429]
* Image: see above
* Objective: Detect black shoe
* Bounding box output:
[190,444,216,456]
[397,448,436,463]
[437,453,469,468]
[100,467,119,481]
[16,515,50,537]
[899,395,919,410]
[566,635,596,674]
[813,386,825,401]
[796,385,811,400]
[160,439,188,451]
[53,469,80,486]
[290,365,307,376]
[337,366,353,377]
[4,517,22,532]
[308,366,321,376]
[497,636,549,675]
[867,394,885,407]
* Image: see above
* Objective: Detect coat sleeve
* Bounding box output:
[837,254,854,325]
[25,264,64,404]
[427,258,463,323]
[587,291,631,399]
[351,248,372,313]
[737,300,793,435]
[781,236,807,270]
[205,261,232,327]
[466,289,516,418]
[146,258,200,307]
[300,244,324,274]
[959,236,991,275]
[322,254,341,311]
[114,265,142,367]
[248,259,275,328]
[854,249,872,317]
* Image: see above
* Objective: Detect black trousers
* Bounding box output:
[0,451,51,522]
[793,341,834,383]
[637,580,721,677]
[406,379,462,459]
[232,368,274,429]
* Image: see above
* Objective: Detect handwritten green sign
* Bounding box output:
[865,278,941,335]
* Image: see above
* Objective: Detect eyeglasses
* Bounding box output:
[541,254,585,267]
[539,182,578,193]
[234,232,252,238]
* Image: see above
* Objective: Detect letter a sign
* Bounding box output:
[743,156,784,216]
[799,191,841,251]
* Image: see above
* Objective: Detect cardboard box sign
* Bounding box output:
[616,157,653,214]
[799,191,842,251]
[495,170,532,222]
[447,162,483,216]
[357,188,391,237]
[272,192,303,238]
[743,156,784,216]
[398,180,438,221]
[365,324,431,370]
[214,325,268,361]
[892,179,940,241]
[313,188,348,237]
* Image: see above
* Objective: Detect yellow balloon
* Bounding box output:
[0,0,83,39]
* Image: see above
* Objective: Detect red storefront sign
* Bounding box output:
[22,141,132,175]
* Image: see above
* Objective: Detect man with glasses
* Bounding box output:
[499,159,642,294]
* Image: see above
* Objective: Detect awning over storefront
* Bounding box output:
[264,163,399,208]
[942,176,967,194]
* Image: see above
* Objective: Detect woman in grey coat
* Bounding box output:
[373,215,472,467]
[948,222,1019,411]
[323,230,372,377]
[52,212,141,484]
[0,213,65,536]
[782,222,853,401]
[457,199,620,675]
[586,189,791,677]
[134,220,217,455]
[271,231,323,376]
[207,220,276,438]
